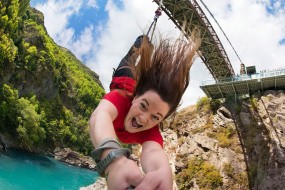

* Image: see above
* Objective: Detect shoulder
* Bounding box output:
[103,90,133,115]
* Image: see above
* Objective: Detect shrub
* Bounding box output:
[196,97,211,112]
[176,157,223,190]
[206,124,236,148]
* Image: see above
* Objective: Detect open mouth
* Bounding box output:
[131,118,143,129]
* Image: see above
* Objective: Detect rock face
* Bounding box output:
[0,133,20,151]
[54,147,96,170]
[81,90,285,190]
[170,90,285,190]
[0,135,7,152]
[247,90,285,189]
[171,104,248,189]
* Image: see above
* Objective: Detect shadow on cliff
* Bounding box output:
[223,97,271,190]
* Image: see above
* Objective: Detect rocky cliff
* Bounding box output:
[82,90,285,190]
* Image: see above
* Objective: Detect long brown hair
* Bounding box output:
[131,34,201,118]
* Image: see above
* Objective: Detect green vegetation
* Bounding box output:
[196,97,211,113]
[207,123,236,148]
[0,1,105,154]
[176,157,223,190]
[196,96,221,113]
[249,97,258,111]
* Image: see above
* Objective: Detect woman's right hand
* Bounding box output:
[105,156,144,190]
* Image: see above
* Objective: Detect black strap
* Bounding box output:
[91,139,121,163]
[96,148,131,176]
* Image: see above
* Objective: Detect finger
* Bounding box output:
[127,171,144,187]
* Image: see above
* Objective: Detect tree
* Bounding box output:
[0,84,19,130]
[19,0,30,17]
[16,96,46,148]
[0,33,17,67]
[0,0,19,38]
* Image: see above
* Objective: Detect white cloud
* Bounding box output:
[33,0,97,61]
[34,0,83,39]
[87,0,99,8]
[199,0,285,73]
[69,25,95,60]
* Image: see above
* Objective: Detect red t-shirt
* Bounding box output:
[103,76,163,147]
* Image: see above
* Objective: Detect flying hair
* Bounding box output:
[130,32,201,119]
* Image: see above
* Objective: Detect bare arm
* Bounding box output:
[89,99,144,189]
[135,141,173,190]
[89,99,118,147]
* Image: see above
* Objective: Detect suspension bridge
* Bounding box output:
[154,0,285,100]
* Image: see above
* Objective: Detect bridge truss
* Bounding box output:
[154,0,235,81]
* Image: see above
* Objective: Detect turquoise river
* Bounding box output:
[0,149,98,190]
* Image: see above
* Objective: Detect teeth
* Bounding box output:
[136,118,143,125]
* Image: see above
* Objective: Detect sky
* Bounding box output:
[29,0,285,109]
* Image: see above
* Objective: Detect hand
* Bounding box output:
[135,169,172,190]
[105,156,144,190]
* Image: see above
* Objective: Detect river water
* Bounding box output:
[0,149,98,190]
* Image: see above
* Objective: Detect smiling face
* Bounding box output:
[124,90,170,133]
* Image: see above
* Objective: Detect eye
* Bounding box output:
[140,103,146,110]
[152,115,159,121]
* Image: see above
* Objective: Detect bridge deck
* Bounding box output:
[200,69,285,99]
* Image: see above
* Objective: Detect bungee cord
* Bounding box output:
[146,0,163,41]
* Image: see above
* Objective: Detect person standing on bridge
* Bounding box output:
[89,33,200,190]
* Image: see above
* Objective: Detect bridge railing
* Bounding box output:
[201,68,285,86]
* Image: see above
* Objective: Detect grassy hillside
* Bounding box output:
[0,0,105,154]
